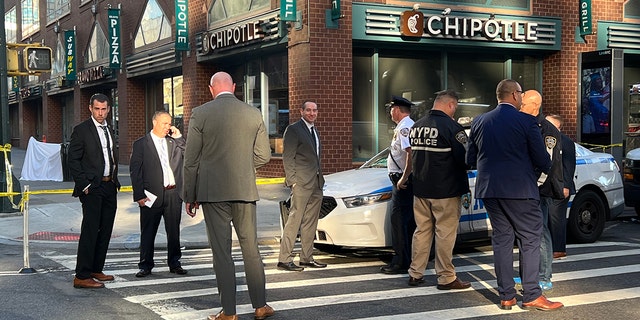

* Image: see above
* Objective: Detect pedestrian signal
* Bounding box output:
[23,46,52,72]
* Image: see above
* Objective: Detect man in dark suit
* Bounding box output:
[277,101,327,272]
[183,72,274,320]
[130,111,187,278]
[68,93,121,289]
[545,114,576,259]
[467,79,563,311]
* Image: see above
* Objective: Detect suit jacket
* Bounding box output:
[467,104,551,200]
[183,93,271,203]
[68,118,120,197]
[130,133,185,207]
[282,119,325,189]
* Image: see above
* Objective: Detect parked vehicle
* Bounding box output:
[299,143,625,249]
[623,147,640,217]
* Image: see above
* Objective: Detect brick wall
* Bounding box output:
[44,97,63,143]
[535,0,625,139]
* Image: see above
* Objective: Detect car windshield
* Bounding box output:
[360,148,390,169]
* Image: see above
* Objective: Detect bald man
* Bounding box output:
[520,89,564,292]
[183,72,274,320]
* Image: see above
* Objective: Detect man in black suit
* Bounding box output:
[183,72,274,320]
[277,101,327,272]
[68,93,121,289]
[130,111,187,278]
[467,80,562,311]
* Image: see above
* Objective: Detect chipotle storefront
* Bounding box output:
[350,3,562,161]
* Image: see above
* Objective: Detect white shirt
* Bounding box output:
[302,119,319,157]
[151,132,175,187]
[388,115,414,173]
[91,117,112,176]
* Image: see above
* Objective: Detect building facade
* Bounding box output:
[3,0,640,177]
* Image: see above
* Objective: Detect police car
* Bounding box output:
[307,143,625,249]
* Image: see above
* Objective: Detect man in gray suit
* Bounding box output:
[130,111,187,278]
[183,72,274,320]
[277,101,327,271]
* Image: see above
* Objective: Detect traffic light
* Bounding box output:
[23,46,52,72]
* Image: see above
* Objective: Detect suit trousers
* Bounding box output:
[202,201,266,315]
[278,182,323,263]
[409,197,461,284]
[483,198,543,303]
[548,196,569,252]
[138,188,183,271]
[75,181,117,279]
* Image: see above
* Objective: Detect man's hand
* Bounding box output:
[397,175,408,189]
[136,198,149,207]
[563,187,570,199]
[186,202,200,217]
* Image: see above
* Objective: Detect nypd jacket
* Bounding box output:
[410,109,470,199]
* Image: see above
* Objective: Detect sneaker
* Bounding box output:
[539,281,553,291]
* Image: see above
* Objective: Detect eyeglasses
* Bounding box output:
[514,90,523,94]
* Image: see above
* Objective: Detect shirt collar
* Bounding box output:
[91,117,107,127]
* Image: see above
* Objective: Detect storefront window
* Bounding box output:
[163,76,184,131]
[447,53,504,122]
[415,0,529,10]
[21,0,39,38]
[208,0,269,26]
[625,0,640,19]
[85,23,109,64]
[134,0,171,50]
[47,0,70,22]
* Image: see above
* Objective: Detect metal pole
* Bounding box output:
[19,185,36,274]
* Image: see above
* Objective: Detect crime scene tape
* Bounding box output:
[578,142,624,153]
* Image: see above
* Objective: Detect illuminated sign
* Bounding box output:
[201,21,264,54]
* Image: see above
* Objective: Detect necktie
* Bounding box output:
[310,126,317,151]
[101,125,114,176]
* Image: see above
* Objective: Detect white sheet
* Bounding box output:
[20,136,63,181]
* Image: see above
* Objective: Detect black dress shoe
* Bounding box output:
[277,262,304,272]
[135,269,151,278]
[170,267,188,275]
[300,260,327,268]
[408,276,425,286]
[380,264,406,274]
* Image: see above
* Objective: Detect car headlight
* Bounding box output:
[343,192,392,208]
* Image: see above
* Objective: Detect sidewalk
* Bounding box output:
[0,147,288,249]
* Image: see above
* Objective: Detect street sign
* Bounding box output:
[23,46,52,72]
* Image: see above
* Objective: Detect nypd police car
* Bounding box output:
[306,143,625,249]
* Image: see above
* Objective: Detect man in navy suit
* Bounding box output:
[467,79,563,311]
[130,111,187,278]
[68,93,121,288]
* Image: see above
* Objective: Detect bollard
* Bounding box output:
[18,185,36,274]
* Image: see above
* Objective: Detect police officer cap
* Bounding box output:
[389,95,414,109]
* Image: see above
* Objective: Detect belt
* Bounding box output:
[101,176,112,182]
[164,185,176,190]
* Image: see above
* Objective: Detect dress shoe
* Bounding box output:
[553,252,567,259]
[135,269,152,278]
[437,277,471,290]
[500,298,517,310]
[207,311,237,320]
[90,272,114,281]
[380,264,406,274]
[522,295,564,311]
[254,304,275,320]
[408,276,425,286]
[300,260,327,268]
[277,261,304,272]
[73,277,105,288]
[170,266,188,275]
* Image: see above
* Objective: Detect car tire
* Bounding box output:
[567,190,606,243]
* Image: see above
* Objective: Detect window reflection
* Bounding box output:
[85,23,109,64]
[208,0,269,26]
[135,0,171,49]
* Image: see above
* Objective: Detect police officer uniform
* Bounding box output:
[382,96,416,274]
